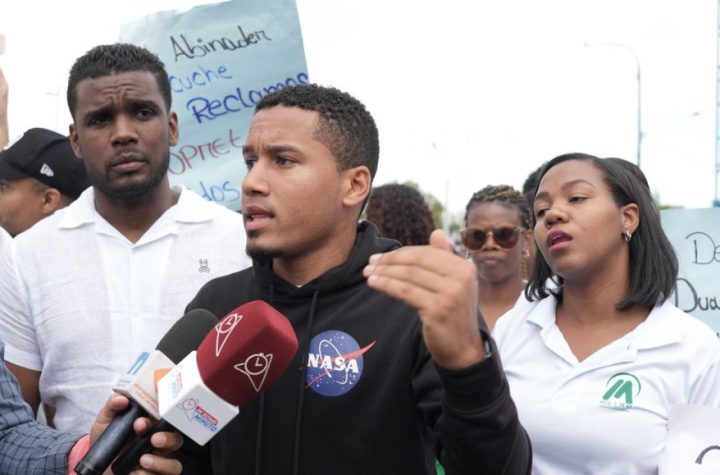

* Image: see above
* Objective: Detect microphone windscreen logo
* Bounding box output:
[179,398,199,421]
[234,353,273,392]
[215,313,243,356]
[196,300,299,406]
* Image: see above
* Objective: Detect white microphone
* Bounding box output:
[156,300,298,445]
[75,309,218,475]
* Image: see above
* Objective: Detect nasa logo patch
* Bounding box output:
[305,330,374,397]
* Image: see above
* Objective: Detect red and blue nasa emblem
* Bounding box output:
[305,330,375,397]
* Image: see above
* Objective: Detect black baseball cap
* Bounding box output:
[0,128,89,199]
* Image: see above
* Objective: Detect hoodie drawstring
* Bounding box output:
[254,394,266,475]
[254,283,275,475]
[291,289,319,475]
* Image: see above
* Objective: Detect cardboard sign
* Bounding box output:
[120,0,308,209]
[661,208,720,335]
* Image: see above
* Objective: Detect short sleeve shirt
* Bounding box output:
[0,186,251,431]
[494,297,720,475]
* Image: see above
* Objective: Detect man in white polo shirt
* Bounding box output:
[0,43,250,432]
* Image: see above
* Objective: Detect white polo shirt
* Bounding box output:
[0,186,251,431]
[494,296,720,475]
[0,227,9,251]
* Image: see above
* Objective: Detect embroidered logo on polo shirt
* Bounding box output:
[599,372,641,411]
[215,313,242,356]
[199,258,211,273]
[305,330,375,397]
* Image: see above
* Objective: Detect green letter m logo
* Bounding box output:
[603,379,633,404]
[602,372,642,406]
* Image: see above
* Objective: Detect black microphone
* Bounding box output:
[75,309,218,475]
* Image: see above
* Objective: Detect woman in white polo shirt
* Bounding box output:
[494,153,720,475]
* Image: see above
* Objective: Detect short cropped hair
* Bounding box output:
[67,43,172,118]
[365,184,435,245]
[526,153,678,311]
[464,184,531,229]
[255,84,379,179]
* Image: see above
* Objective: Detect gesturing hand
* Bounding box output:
[364,229,485,369]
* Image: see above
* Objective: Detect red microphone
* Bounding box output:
[156,300,298,445]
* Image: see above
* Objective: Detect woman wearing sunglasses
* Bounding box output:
[493,153,720,474]
[461,184,532,330]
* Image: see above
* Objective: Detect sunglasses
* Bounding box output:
[460,226,523,250]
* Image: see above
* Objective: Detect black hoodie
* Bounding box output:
[177,222,531,474]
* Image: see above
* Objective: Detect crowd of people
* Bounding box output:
[0,40,716,475]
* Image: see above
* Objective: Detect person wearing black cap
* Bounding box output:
[0,127,89,236]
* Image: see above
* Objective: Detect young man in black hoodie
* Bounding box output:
[179,84,531,474]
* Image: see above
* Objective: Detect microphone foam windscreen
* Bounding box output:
[196,300,299,406]
[156,309,219,364]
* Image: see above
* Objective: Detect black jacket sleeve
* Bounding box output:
[414,331,532,475]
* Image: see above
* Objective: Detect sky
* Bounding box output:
[0,0,717,220]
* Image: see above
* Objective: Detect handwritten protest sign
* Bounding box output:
[661,208,720,334]
[120,0,307,210]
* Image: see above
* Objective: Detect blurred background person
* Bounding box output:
[521,162,544,208]
[494,153,720,474]
[462,184,532,330]
[522,161,546,280]
[0,128,89,236]
[364,183,435,245]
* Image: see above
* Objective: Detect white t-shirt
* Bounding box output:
[494,296,720,475]
[0,186,251,431]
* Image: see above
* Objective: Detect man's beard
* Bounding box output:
[88,153,170,202]
[246,238,281,262]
